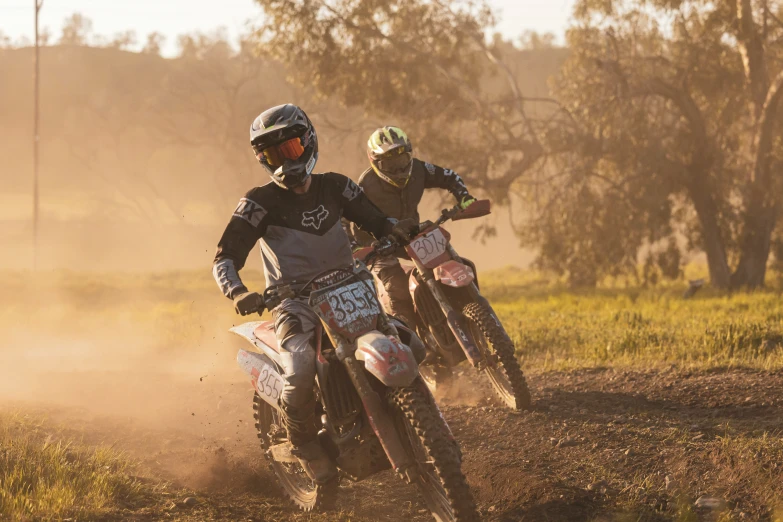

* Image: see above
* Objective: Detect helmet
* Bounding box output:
[367,126,413,188]
[250,104,318,189]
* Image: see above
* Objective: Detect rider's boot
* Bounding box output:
[280,401,337,484]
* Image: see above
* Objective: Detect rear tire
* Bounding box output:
[389,384,479,522]
[252,394,337,512]
[463,302,532,410]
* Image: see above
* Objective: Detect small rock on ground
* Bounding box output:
[694,496,726,510]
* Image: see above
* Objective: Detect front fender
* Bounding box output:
[355,332,418,387]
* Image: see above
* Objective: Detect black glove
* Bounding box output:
[233,291,264,316]
[390,218,419,245]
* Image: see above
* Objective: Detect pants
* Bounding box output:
[272,298,319,446]
[372,256,418,328]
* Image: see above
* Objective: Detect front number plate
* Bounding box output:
[311,280,381,336]
[408,228,449,267]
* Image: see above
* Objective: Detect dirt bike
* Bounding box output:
[230,258,479,522]
[356,200,532,410]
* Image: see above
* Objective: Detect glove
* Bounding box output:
[459,195,476,210]
[233,291,264,316]
[389,218,419,245]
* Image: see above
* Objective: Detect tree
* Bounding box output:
[0,31,13,49]
[60,13,93,46]
[541,0,783,289]
[108,30,137,50]
[143,32,166,55]
[38,27,52,46]
[519,30,556,50]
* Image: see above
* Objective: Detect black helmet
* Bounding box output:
[250,104,318,189]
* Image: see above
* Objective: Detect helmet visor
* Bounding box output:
[258,137,305,168]
[377,151,412,176]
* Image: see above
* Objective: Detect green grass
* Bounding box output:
[2,266,783,371]
[0,411,161,521]
[482,267,783,370]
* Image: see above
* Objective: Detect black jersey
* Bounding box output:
[346,158,470,248]
[213,173,392,298]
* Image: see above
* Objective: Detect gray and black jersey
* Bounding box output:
[213,172,393,299]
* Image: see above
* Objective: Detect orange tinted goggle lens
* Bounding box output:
[260,137,305,167]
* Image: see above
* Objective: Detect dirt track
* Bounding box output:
[7,367,783,521]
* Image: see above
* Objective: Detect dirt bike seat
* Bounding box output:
[253,321,281,352]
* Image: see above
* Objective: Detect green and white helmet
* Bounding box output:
[367,126,413,188]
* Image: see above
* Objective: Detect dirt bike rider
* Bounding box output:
[212,105,418,484]
[345,126,476,328]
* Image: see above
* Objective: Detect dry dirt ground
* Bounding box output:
[5,366,783,521]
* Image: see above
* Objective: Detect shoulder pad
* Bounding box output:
[357,167,376,185]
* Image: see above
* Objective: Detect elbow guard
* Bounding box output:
[213,258,247,299]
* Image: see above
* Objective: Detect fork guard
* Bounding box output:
[433,260,475,288]
[355,331,419,387]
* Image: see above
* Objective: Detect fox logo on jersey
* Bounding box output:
[302,205,330,230]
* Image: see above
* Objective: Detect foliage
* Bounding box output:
[0,412,158,520]
[60,13,93,46]
[525,0,783,289]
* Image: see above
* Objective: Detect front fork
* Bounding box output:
[342,356,413,474]
[410,247,483,367]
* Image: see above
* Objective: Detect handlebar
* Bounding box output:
[261,264,365,311]
[357,199,491,267]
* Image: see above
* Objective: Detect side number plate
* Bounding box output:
[254,364,284,403]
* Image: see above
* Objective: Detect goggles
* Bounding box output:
[257,136,306,167]
[376,151,412,174]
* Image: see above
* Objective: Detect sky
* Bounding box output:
[0,0,575,55]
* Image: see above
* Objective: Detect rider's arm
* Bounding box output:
[341,217,361,252]
[419,158,471,202]
[212,191,268,299]
[332,174,396,240]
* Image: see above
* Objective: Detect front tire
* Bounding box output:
[389,384,479,522]
[252,394,337,512]
[463,302,532,410]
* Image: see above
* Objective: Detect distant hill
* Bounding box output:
[0,45,566,271]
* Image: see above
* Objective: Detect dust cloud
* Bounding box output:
[0,275,267,489]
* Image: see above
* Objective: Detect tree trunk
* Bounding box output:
[730,72,783,288]
[687,181,732,289]
[736,0,770,116]
[731,202,778,288]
